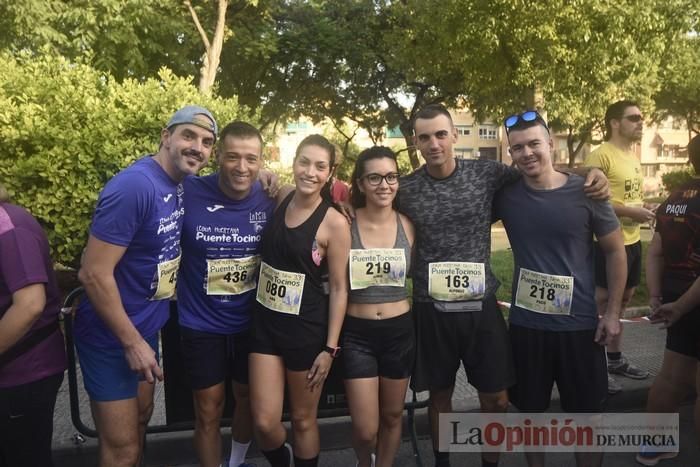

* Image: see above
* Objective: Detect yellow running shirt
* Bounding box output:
[584,142,643,245]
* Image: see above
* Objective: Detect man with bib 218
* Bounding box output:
[495,110,626,467]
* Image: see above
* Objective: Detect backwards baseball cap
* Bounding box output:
[166,105,218,140]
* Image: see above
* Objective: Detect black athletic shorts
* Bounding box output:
[594,240,641,289]
[410,296,515,393]
[508,324,607,413]
[180,326,250,389]
[341,312,415,380]
[664,296,700,360]
[250,316,325,372]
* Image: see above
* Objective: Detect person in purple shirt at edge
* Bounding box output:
[177,122,275,467]
[0,182,67,467]
[75,106,217,467]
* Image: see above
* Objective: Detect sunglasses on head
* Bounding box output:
[622,114,643,123]
[503,110,549,134]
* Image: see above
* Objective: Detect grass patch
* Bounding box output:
[491,241,650,308]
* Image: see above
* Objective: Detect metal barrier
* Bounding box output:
[61,288,428,466]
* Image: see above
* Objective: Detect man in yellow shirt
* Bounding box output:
[584,100,652,395]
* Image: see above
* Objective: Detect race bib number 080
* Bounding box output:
[349,248,406,290]
[514,268,574,315]
[428,262,485,301]
[255,262,305,315]
[206,255,260,295]
[151,255,181,300]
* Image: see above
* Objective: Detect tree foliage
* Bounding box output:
[419,0,697,166]
[221,0,465,168]
[0,0,218,81]
[0,52,243,267]
[654,34,700,136]
[219,0,697,167]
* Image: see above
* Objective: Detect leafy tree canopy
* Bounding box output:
[0,51,243,267]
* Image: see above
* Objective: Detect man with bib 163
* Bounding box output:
[494,110,626,467]
[76,106,217,467]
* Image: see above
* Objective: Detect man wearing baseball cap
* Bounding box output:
[76,105,217,467]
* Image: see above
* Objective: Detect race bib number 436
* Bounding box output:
[206,255,260,295]
[255,262,305,315]
[515,268,574,315]
[349,248,406,290]
[428,262,485,301]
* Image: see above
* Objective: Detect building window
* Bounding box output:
[642,164,659,177]
[454,148,474,159]
[456,125,472,136]
[478,126,497,140]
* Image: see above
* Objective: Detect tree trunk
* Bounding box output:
[185,0,228,95]
[567,126,591,168]
[400,120,420,169]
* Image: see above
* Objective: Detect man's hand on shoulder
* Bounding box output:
[259,169,280,197]
[583,168,610,200]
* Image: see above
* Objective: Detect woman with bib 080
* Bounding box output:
[344,147,415,467]
[249,134,350,467]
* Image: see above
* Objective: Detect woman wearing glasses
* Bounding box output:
[343,147,415,467]
[249,134,351,467]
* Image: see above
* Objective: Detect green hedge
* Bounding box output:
[661,167,694,193]
[0,52,244,267]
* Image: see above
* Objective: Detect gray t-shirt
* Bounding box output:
[398,158,519,304]
[494,174,620,331]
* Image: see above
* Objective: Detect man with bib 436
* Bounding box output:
[178,122,275,467]
[76,106,217,467]
[495,111,626,467]
[584,100,652,394]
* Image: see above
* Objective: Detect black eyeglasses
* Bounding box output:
[504,110,549,134]
[362,172,399,186]
[622,114,643,123]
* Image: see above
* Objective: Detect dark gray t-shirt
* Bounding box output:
[398,158,519,304]
[494,174,619,331]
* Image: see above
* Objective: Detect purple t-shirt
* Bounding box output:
[74,156,184,348]
[178,175,275,334]
[0,203,66,388]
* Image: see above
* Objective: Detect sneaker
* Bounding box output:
[355,453,376,467]
[607,373,622,395]
[608,356,650,379]
[635,446,678,465]
[284,442,293,467]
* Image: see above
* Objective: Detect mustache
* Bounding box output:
[183,149,203,160]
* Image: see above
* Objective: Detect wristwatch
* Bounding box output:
[323,345,341,358]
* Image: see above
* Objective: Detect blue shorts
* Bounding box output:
[75,334,159,402]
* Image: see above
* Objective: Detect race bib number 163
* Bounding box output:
[428,262,485,301]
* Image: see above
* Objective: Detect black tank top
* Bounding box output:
[255,191,331,347]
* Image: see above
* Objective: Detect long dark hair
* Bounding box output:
[294,134,337,204]
[350,146,399,209]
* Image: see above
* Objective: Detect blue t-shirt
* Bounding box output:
[494,175,619,331]
[177,175,275,334]
[75,156,184,348]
